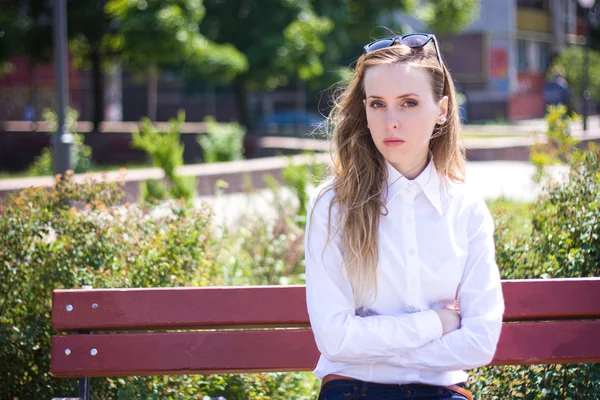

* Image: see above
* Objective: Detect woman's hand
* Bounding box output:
[434,308,461,335]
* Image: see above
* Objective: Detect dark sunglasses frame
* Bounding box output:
[362,33,444,71]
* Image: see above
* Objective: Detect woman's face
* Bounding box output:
[363,62,448,178]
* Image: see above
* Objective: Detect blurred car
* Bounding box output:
[257,110,325,135]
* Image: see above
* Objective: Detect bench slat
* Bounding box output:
[52,278,600,332]
[51,329,318,378]
[52,286,310,332]
[491,320,600,366]
[51,320,600,378]
[501,278,600,322]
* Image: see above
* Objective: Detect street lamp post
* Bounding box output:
[578,0,596,133]
[52,0,73,176]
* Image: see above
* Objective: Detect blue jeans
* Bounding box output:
[317,379,470,400]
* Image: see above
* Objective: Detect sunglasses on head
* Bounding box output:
[362,33,444,71]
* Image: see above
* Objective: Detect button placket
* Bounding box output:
[402,200,420,296]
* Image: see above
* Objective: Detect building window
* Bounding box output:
[517,0,549,10]
[517,40,529,71]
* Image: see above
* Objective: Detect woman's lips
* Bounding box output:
[383,138,406,147]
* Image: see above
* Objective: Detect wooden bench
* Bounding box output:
[50,278,600,400]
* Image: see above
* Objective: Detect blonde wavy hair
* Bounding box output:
[309,39,466,309]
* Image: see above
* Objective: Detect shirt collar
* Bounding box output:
[384,157,443,215]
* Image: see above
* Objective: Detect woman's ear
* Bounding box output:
[438,95,449,120]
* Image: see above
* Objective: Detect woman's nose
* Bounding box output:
[386,113,399,130]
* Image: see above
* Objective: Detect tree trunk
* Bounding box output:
[233,77,251,130]
[147,65,158,121]
[91,45,104,133]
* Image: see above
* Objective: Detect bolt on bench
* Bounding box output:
[51,278,600,400]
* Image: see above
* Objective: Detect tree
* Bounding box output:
[105,0,247,121]
[200,0,333,128]
[310,0,480,87]
[0,1,111,128]
[0,0,54,117]
[416,0,480,36]
[200,0,480,129]
[68,0,114,132]
[550,45,600,104]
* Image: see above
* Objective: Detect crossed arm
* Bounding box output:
[304,197,504,372]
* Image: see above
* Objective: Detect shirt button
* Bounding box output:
[405,217,411,224]
[409,248,416,256]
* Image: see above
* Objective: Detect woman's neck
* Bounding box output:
[390,154,430,180]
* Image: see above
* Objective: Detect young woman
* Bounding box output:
[304,34,504,400]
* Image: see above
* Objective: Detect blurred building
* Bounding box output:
[397,0,587,122]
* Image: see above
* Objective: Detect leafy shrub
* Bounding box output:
[468,147,600,398]
[198,116,246,163]
[263,153,327,228]
[217,206,306,287]
[0,172,318,399]
[28,108,93,176]
[529,104,579,184]
[132,111,196,201]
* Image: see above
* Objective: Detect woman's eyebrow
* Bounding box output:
[366,93,420,99]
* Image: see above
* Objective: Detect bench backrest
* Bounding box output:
[51,278,600,378]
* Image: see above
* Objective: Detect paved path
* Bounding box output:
[198,161,569,227]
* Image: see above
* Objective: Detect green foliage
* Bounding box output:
[530,104,580,184]
[105,0,247,80]
[417,0,480,36]
[0,1,54,66]
[198,116,246,163]
[308,0,478,89]
[468,147,600,397]
[0,172,319,399]
[550,46,600,102]
[28,108,94,176]
[275,154,327,227]
[217,207,307,287]
[528,145,600,278]
[0,173,212,398]
[201,0,332,91]
[132,111,196,201]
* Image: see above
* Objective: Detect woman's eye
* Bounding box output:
[370,102,384,108]
[403,100,418,107]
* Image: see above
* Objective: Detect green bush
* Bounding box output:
[263,153,327,228]
[28,108,93,176]
[530,105,579,184]
[198,116,246,163]
[132,111,196,201]
[468,147,600,398]
[217,206,307,287]
[0,172,318,399]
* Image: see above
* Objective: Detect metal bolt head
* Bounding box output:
[65,304,73,312]
[65,349,71,356]
[92,303,99,309]
[90,348,98,356]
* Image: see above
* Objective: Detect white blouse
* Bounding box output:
[304,158,504,386]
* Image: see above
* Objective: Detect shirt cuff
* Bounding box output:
[411,309,444,345]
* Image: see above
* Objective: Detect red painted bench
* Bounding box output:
[50,278,600,399]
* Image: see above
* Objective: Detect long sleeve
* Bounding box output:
[385,198,505,371]
[305,187,444,364]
